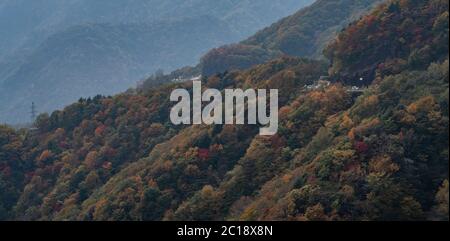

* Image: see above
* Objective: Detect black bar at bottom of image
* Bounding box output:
[0,221,447,240]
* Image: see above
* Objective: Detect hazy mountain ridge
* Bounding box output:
[1,0,308,56]
[243,0,381,58]
[0,0,314,124]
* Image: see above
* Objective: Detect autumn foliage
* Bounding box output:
[0,0,448,221]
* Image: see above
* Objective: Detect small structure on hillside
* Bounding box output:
[319,76,330,81]
[190,75,202,81]
[171,75,202,83]
[346,85,366,93]
[305,77,331,90]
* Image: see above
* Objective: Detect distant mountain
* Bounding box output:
[0,16,236,124]
[0,0,314,124]
[0,0,314,57]
[199,0,382,76]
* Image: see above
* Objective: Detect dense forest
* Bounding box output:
[0,0,449,221]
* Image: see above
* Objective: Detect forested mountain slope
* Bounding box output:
[199,0,382,76]
[325,0,449,85]
[0,0,448,221]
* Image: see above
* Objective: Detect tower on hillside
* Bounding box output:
[30,102,37,122]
